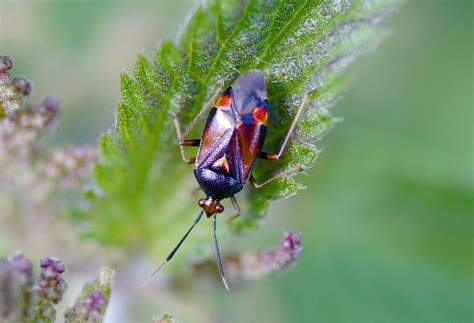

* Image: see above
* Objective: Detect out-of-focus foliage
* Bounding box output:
[0,56,123,268]
[0,56,94,200]
[213,3,473,321]
[2,0,471,321]
[80,0,397,260]
[0,252,113,323]
[195,231,303,282]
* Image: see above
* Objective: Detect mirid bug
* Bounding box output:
[144,70,309,290]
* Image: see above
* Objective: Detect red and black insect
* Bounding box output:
[145,70,309,289]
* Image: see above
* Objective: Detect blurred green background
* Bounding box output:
[1,0,472,321]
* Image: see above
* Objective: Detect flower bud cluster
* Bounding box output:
[34,257,67,304]
[226,231,303,281]
[0,253,36,321]
[0,55,31,113]
[33,257,67,321]
[63,267,114,322]
[0,260,13,318]
[0,56,95,202]
[9,252,35,286]
[43,146,96,188]
[1,98,59,156]
[74,291,107,322]
[0,253,113,322]
[261,231,303,272]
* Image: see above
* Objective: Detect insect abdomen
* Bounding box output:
[194,168,242,199]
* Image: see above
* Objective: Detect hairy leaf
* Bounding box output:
[81,0,398,260]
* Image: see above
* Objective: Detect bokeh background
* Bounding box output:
[1,0,472,321]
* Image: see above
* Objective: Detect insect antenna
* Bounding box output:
[141,210,204,288]
[212,214,229,290]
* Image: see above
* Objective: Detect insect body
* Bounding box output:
[195,70,268,212]
[144,70,309,290]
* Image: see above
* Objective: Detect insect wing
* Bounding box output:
[231,69,267,115]
[196,90,236,170]
[230,119,266,182]
[197,70,269,183]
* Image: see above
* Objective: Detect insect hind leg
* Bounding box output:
[259,93,310,161]
[249,165,304,189]
[226,195,241,223]
[251,93,310,188]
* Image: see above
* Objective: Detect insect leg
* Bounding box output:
[169,111,200,164]
[259,93,309,161]
[178,87,222,143]
[249,165,303,189]
[227,196,241,223]
[230,196,241,217]
[212,215,229,290]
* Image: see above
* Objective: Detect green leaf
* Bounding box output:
[116,102,139,145]
[94,164,121,195]
[98,134,121,165]
[82,0,398,261]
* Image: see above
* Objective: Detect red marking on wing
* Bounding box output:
[253,107,268,125]
[212,155,231,174]
[215,93,231,109]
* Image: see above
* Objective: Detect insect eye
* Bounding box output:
[252,107,268,125]
[216,204,224,213]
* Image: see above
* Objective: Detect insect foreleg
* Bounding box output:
[169,111,199,164]
[179,87,223,143]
